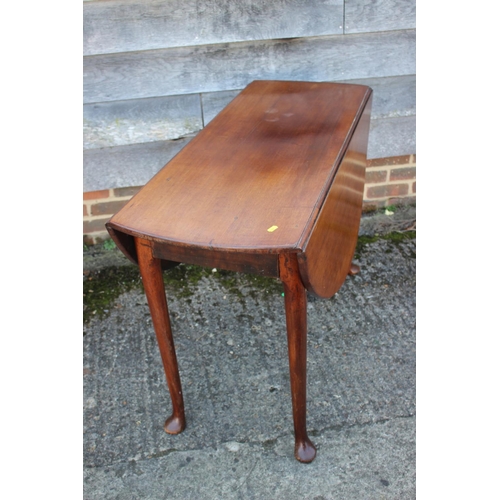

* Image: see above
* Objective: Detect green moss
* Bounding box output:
[85,231,415,324]
[102,239,116,250]
[83,266,142,324]
[214,269,245,298]
[355,230,416,258]
[84,262,284,325]
[217,269,283,299]
[83,263,204,323]
[244,274,283,296]
[162,264,212,298]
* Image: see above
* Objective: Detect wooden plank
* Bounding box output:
[337,75,415,119]
[345,0,416,34]
[83,0,343,56]
[82,75,414,152]
[83,137,194,192]
[83,76,414,150]
[84,29,416,103]
[84,94,202,149]
[83,115,415,191]
[201,90,240,125]
[367,115,416,159]
[202,75,416,126]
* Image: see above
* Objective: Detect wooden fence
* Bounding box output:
[83,0,416,192]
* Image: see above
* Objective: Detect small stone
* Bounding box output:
[225,442,240,452]
[85,397,96,408]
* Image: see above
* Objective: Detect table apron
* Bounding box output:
[151,241,280,278]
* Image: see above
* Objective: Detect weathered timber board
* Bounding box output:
[202,75,416,127]
[83,30,416,103]
[201,90,241,125]
[83,137,194,192]
[84,0,343,56]
[367,115,416,159]
[345,0,416,34]
[339,75,415,119]
[83,74,415,151]
[84,94,202,149]
[83,115,415,192]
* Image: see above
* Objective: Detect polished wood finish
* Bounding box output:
[107,80,371,254]
[152,242,279,277]
[348,263,361,276]
[135,237,186,434]
[106,80,372,463]
[280,253,316,463]
[297,97,372,298]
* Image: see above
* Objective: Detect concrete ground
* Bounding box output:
[83,207,416,499]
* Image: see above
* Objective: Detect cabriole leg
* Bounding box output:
[135,237,186,434]
[279,253,317,463]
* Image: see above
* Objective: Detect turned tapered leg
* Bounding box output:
[279,253,317,463]
[135,237,186,434]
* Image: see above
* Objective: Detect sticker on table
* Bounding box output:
[267,225,278,233]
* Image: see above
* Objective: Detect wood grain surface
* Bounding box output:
[84,0,343,56]
[345,0,416,34]
[107,81,373,463]
[297,94,372,297]
[135,238,186,434]
[84,30,414,103]
[84,137,195,193]
[84,94,202,149]
[107,80,372,254]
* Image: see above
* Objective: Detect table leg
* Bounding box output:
[135,237,186,434]
[348,263,360,275]
[279,253,317,463]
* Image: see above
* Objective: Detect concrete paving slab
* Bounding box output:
[83,233,415,499]
[84,417,415,499]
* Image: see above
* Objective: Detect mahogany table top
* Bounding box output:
[108,80,372,254]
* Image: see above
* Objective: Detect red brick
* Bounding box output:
[91,200,129,216]
[390,167,416,181]
[113,186,143,197]
[84,233,110,246]
[412,181,416,193]
[365,169,388,184]
[83,190,110,201]
[362,200,385,212]
[83,218,109,234]
[83,205,88,217]
[83,234,95,246]
[366,183,409,199]
[367,155,411,168]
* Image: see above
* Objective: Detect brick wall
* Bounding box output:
[83,186,142,245]
[363,154,416,211]
[83,155,416,245]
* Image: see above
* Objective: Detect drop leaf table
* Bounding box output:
[106,80,372,463]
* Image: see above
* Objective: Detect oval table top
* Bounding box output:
[107,80,372,255]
